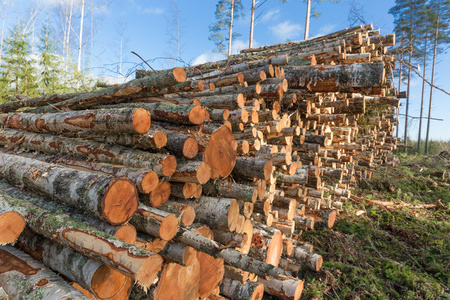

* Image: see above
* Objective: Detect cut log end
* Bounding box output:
[133,108,152,134]
[91,265,128,299]
[252,284,265,300]
[135,254,164,288]
[183,137,199,159]
[150,181,171,207]
[205,126,237,179]
[141,171,159,194]
[173,67,187,83]
[228,199,240,232]
[102,178,139,225]
[267,230,283,267]
[328,210,337,228]
[154,130,168,148]
[160,213,179,241]
[189,105,207,125]
[197,162,212,184]
[0,211,25,245]
[162,155,177,177]
[181,205,196,227]
[183,246,197,266]
[114,224,137,244]
[264,160,273,181]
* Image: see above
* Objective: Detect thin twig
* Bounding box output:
[131,51,155,72]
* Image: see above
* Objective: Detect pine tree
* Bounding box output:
[389,0,426,151]
[38,17,63,95]
[424,0,450,154]
[208,0,244,56]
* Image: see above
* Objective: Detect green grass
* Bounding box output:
[299,154,450,299]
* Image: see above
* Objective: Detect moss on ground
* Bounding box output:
[299,154,450,299]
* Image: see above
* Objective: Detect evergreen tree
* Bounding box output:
[38,17,63,94]
[208,0,244,56]
[389,0,426,151]
[1,21,38,97]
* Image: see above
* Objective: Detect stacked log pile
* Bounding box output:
[0,24,400,300]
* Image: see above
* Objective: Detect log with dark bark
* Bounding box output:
[17,229,127,299]
[170,160,212,185]
[130,204,179,241]
[0,128,177,177]
[0,180,137,244]
[157,200,196,227]
[232,157,273,181]
[183,196,240,231]
[284,62,385,93]
[26,67,186,113]
[0,191,163,287]
[0,245,89,299]
[220,277,264,300]
[202,180,258,203]
[0,153,138,225]
[1,107,151,135]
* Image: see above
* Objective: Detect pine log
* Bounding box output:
[257,277,304,300]
[250,223,283,267]
[0,153,138,225]
[159,243,197,266]
[0,246,89,299]
[1,107,151,135]
[53,158,159,194]
[203,180,258,203]
[162,129,199,159]
[232,157,273,180]
[183,196,239,231]
[0,128,177,177]
[170,160,212,185]
[130,204,179,241]
[220,278,264,300]
[170,182,197,199]
[204,125,237,179]
[17,229,127,299]
[199,93,245,110]
[285,62,385,93]
[0,180,137,244]
[157,200,196,227]
[275,171,308,185]
[27,67,187,113]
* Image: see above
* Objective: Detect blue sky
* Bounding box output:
[5,0,450,141]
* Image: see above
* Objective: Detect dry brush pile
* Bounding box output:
[0,24,401,300]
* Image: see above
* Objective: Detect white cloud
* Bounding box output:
[270,21,302,41]
[261,8,280,23]
[192,52,225,65]
[143,7,164,15]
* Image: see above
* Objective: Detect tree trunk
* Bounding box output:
[1,108,150,134]
[203,180,258,203]
[77,0,85,72]
[232,157,273,180]
[304,0,311,40]
[228,0,235,56]
[183,196,239,231]
[26,68,186,113]
[418,33,428,152]
[220,277,264,300]
[0,180,137,244]
[249,0,255,48]
[130,204,179,241]
[170,160,212,184]
[426,0,441,154]
[0,246,89,300]
[0,192,163,288]
[284,63,385,93]
[257,277,304,300]
[0,128,177,177]
[0,153,138,225]
[17,229,127,299]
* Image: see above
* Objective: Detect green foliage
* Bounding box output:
[208,0,245,55]
[0,22,38,97]
[38,17,64,95]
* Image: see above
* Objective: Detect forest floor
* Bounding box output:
[299,153,450,299]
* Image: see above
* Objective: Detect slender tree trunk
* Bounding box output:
[304,0,311,40]
[249,0,255,48]
[0,2,11,65]
[228,0,235,56]
[404,14,413,152]
[417,35,428,153]
[77,0,85,72]
[425,0,441,154]
[90,0,93,74]
[396,52,402,139]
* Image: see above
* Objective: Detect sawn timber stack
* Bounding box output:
[0,24,401,300]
